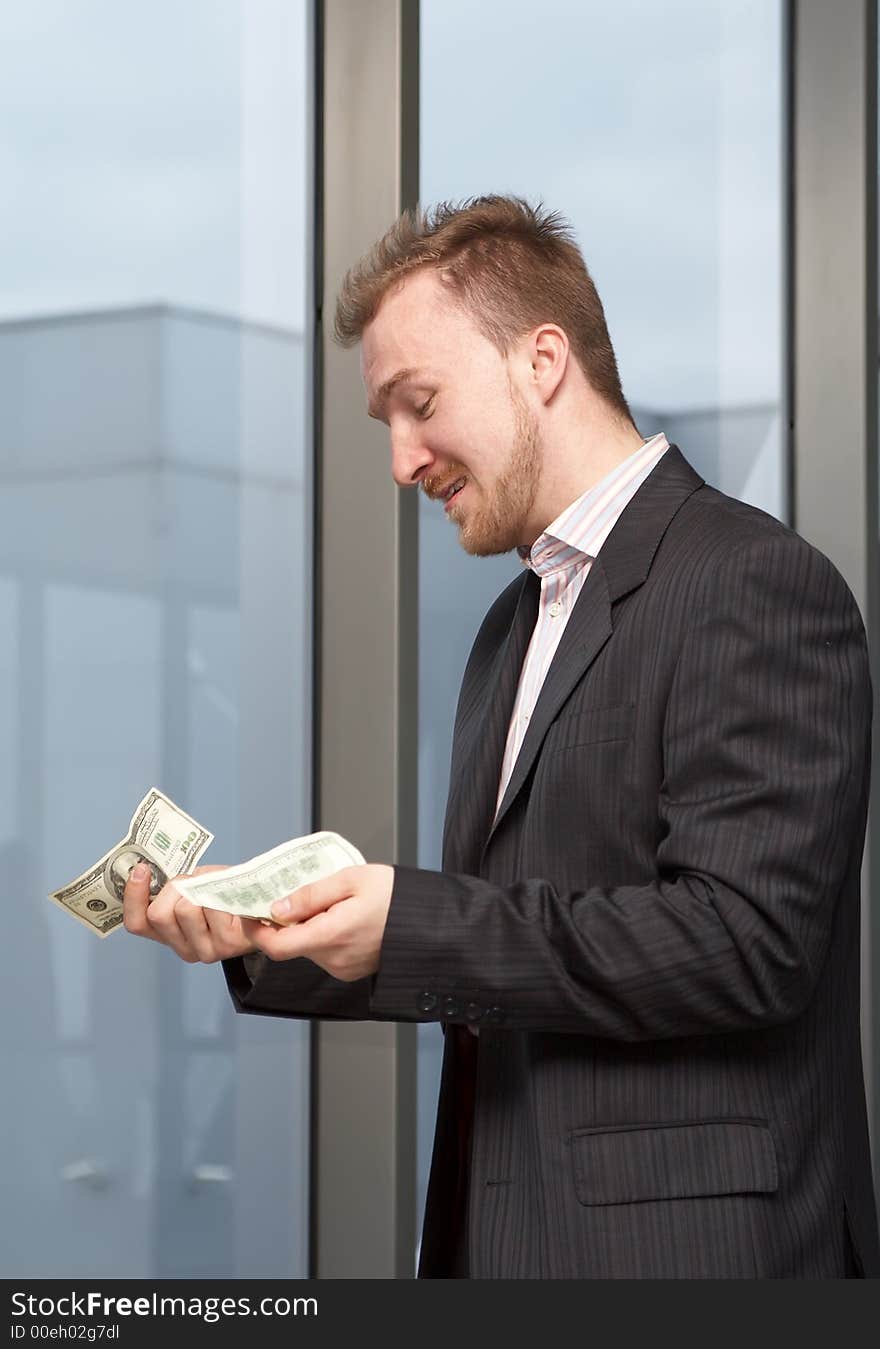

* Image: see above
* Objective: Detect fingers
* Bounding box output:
[269,866,357,926]
[124,857,352,965]
[242,911,324,962]
[244,904,349,967]
[177,904,259,963]
[124,865,246,963]
[241,864,388,982]
[127,872,202,962]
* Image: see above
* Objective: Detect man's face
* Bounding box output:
[361,269,543,556]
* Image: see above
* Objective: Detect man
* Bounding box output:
[125,196,879,1279]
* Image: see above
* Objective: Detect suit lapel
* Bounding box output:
[482,445,705,850]
[485,560,613,847]
[442,569,539,871]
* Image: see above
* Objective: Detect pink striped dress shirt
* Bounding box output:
[494,433,669,819]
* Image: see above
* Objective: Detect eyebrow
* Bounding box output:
[367,367,425,419]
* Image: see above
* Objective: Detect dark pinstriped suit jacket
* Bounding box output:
[225,446,880,1278]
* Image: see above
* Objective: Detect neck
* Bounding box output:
[527,410,646,540]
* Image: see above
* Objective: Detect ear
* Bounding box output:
[527,324,569,405]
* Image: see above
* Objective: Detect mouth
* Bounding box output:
[441,476,468,511]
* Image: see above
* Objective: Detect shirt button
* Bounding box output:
[548,601,562,617]
[442,996,460,1017]
[417,992,438,1013]
[465,1003,484,1022]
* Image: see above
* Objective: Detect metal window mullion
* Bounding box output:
[312,0,420,1279]
[791,0,879,1174]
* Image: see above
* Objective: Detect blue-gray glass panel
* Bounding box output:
[0,0,312,1278]
[417,0,786,1256]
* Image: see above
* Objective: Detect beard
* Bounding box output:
[451,391,543,558]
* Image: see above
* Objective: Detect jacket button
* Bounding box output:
[486,1006,503,1025]
[465,1003,484,1022]
[417,992,437,1013]
[442,996,460,1017]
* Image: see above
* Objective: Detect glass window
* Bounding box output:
[417,0,786,1252]
[0,0,313,1277]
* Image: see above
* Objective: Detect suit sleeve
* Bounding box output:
[368,533,872,1039]
[226,951,427,1023]
[223,952,379,1021]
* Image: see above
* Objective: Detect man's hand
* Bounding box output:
[123,863,258,964]
[241,863,394,982]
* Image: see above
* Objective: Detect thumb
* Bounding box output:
[270,868,354,925]
[123,861,153,906]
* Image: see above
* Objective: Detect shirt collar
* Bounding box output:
[518,433,669,578]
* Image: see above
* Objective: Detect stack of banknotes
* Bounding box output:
[48,787,364,938]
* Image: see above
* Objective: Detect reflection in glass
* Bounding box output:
[0,0,312,1277]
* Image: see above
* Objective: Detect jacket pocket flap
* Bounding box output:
[571,1119,778,1206]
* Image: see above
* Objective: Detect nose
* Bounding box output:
[389,420,434,488]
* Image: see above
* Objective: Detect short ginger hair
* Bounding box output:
[334,194,633,426]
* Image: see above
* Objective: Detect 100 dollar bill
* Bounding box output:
[48,788,214,938]
[173,831,365,921]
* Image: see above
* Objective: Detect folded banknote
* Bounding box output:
[173,831,365,921]
[48,788,214,938]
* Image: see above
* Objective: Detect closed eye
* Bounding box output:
[417,396,435,418]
